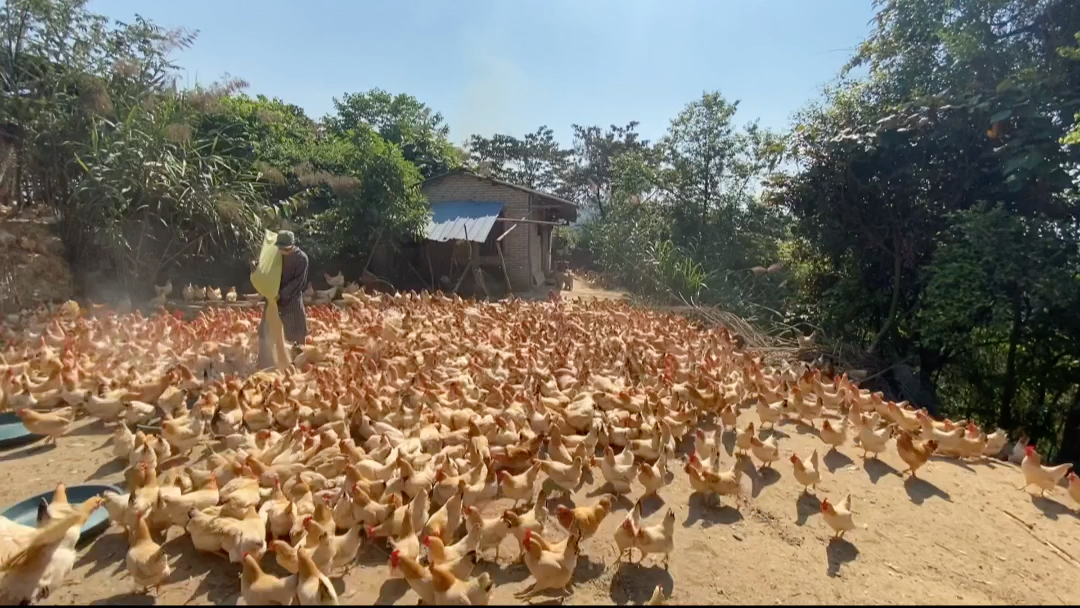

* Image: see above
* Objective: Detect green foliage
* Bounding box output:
[0,0,432,289]
[300,127,428,261]
[326,89,460,178]
[771,0,1080,457]
[67,85,264,288]
[561,122,651,216]
[466,126,569,191]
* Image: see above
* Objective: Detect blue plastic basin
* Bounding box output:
[1,483,121,543]
[0,412,42,450]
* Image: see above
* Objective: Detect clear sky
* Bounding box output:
[88,0,877,146]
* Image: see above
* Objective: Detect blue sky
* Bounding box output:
[89,0,877,146]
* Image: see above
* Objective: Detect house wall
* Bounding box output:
[421,173,536,290]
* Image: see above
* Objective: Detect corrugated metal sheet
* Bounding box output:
[426,201,504,243]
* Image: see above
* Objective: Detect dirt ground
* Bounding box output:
[3,397,1080,605]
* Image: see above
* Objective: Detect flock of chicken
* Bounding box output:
[0,290,1077,605]
[159,271,363,309]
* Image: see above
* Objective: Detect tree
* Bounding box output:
[561,122,651,217]
[325,89,460,178]
[658,92,785,261]
[466,126,569,191]
[770,0,1080,457]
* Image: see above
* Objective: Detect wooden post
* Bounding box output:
[425,246,435,290]
[362,231,382,276]
[496,241,512,295]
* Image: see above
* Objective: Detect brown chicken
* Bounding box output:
[0,496,104,604]
[894,431,938,478]
[429,562,495,605]
[391,549,436,604]
[517,527,581,600]
[15,408,73,444]
[125,511,175,593]
[241,552,298,605]
[553,494,615,540]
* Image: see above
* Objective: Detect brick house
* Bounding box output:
[414,169,577,294]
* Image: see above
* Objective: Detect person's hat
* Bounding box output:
[274,230,296,249]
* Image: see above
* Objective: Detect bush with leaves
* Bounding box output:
[66,84,265,290]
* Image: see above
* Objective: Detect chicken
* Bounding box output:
[517,528,581,600]
[463,505,512,561]
[154,279,173,298]
[0,496,104,604]
[159,474,219,526]
[210,505,267,563]
[684,453,744,507]
[425,485,464,544]
[856,417,891,459]
[1067,472,1080,508]
[535,456,584,493]
[125,512,175,593]
[1019,446,1072,497]
[299,518,336,574]
[383,508,420,579]
[496,462,541,506]
[734,422,754,456]
[633,508,676,569]
[613,500,641,562]
[982,429,1008,458]
[790,449,821,493]
[328,523,364,574]
[430,563,495,606]
[295,546,338,605]
[553,494,614,540]
[225,287,238,303]
[637,452,668,497]
[392,549,437,604]
[755,398,783,429]
[820,494,855,539]
[424,527,480,566]
[324,272,345,288]
[595,445,636,494]
[161,414,205,455]
[749,434,779,469]
[313,286,338,304]
[894,431,937,478]
[241,552,298,605]
[719,404,738,431]
[15,408,73,444]
[819,418,848,452]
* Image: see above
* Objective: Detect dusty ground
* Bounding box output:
[3,397,1080,605]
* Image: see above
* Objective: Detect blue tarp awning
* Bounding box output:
[426,201,505,243]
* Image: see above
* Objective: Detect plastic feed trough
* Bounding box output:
[0,412,42,450]
[1,484,120,542]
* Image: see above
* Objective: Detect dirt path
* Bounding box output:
[2,407,1079,605]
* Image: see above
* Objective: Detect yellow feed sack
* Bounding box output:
[250,230,290,369]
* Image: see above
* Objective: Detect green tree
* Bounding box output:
[325,89,460,178]
[466,126,569,191]
[770,0,1080,457]
[561,122,651,217]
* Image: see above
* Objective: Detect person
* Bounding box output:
[256,230,309,368]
